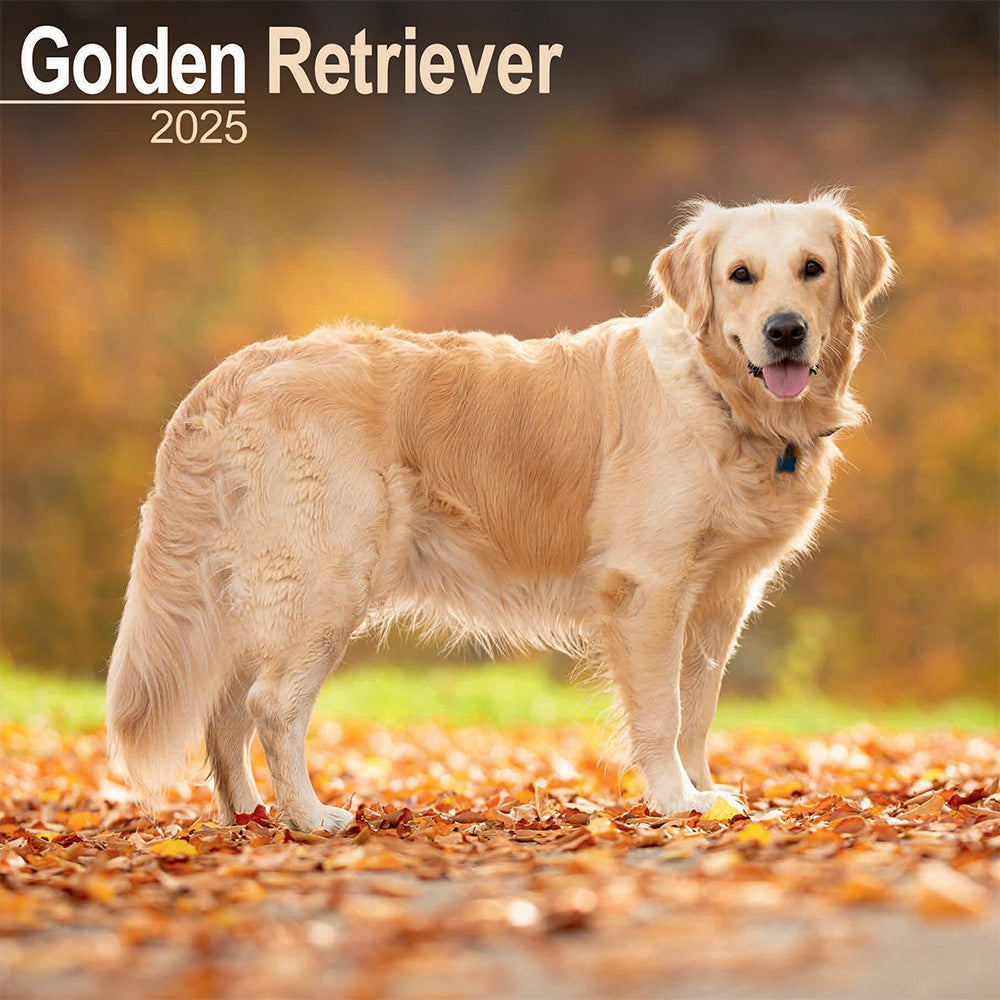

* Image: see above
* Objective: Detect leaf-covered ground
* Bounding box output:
[2,720,999,999]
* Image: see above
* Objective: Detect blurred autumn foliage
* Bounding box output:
[1,2,997,702]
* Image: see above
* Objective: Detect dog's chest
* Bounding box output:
[706,442,833,564]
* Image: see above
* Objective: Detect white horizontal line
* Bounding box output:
[0,99,246,105]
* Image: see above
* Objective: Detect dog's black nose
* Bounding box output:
[763,312,807,350]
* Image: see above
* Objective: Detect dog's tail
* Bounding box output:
[105,487,229,798]
[105,365,247,799]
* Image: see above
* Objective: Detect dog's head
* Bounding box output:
[651,193,895,436]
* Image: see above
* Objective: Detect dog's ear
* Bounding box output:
[650,201,723,334]
[825,198,897,325]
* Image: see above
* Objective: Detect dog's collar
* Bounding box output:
[706,369,842,475]
[775,426,841,475]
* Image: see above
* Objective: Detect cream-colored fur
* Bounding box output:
[106,193,895,830]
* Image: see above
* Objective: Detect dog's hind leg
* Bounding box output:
[206,668,263,824]
[247,629,355,832]
[230,431,407,832]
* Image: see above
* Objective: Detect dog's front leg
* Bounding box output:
[678,572,761,792]
[603,582,737,816]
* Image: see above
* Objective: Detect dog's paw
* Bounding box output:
[648,786,747,818]
[315,805,354,832]
[284,803,355,833]
[649,787,721,817]
[704,787,749,817]
[710,784,748,812]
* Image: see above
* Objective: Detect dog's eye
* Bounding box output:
[804,259,824,278]
[729,266,752,284]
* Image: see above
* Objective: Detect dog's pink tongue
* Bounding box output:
[763,361,810,398]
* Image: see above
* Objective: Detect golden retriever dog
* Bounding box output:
[106,193,894,831]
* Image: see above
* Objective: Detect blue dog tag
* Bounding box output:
[776,444,798,474]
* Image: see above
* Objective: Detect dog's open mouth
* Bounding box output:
[743,351,816,399]
[760,360,812,398]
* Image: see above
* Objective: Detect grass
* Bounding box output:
[1,657,996,735]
